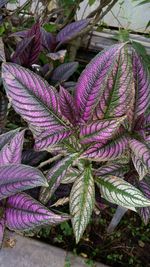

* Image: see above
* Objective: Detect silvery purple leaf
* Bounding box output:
[92,49,133,120]
[138,179,150,224]
[39,153,78,204]
[0,92,8,129]
[0,130,25,165]
[22,149,47,166]
[0,164,48,200]
[79,117,125,144]
[81,135,128,161]
[75,44,125,122]
[33,127,73,150]
[132,52,150,118]
[56,19,89,44]
[95,163,129,178]
[0,37,5,62]
[129,138,150,172]
[6,192,69,230]
[59,86,79,125]
[0,129,21,150]
[51,62,79,83]
[2,63,72,149]
[40,27,56,52]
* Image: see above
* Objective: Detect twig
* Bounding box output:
[38,154,63,168]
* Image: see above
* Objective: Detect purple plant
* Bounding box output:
[1,43,150,244]
[0,130,69,247]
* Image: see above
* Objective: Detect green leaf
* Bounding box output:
[96,175,150,209]
[89,0,96,6]
[70,165,95,243]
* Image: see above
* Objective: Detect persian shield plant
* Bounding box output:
[1,43,150,244]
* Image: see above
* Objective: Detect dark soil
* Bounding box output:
[36,207,150,267]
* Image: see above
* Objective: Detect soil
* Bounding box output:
[36,207,150,267]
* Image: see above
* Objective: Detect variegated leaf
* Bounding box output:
[0,164,48,200]
[6,192,69,231]
[39,153,78,204]
[131,153,148,180]
[61,167,81,184]
[75,44,125,122]
[132,52,150,118]
[79,117,125,144]
[138,179,150,225]
[93,48,133,120]
[81,136,128,161]
[0,130,25,165]
[129,138,150,172]
[96,175,150,209]
[2,63,72,150]
[70,166,95,243]
[95,163,129,177]
[0,37,5,62]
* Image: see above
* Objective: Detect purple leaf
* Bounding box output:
[11,36,34,65]
[33,127,73,151]
[56,19,89,44]
[6,192,69,230]
[75,44,125,122]
[132,52,150,118]
[39,153,78,204]
[92,49,133,120]
[40,28,56,52]
[138,179,150,224]
[0,164,48,200]
[129,139,150,172]
[22,149,47,166]
[81,135,128,161]
[95,163,129,177]
[0,130,25,165]
[51,62,79,83]
[2,63,73,149]
[25,22,41,66]
[0,92,8,129]
[12,22,41,66]
[79,117,125,144]
[59,86,79,125]
[0,129,21,150]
